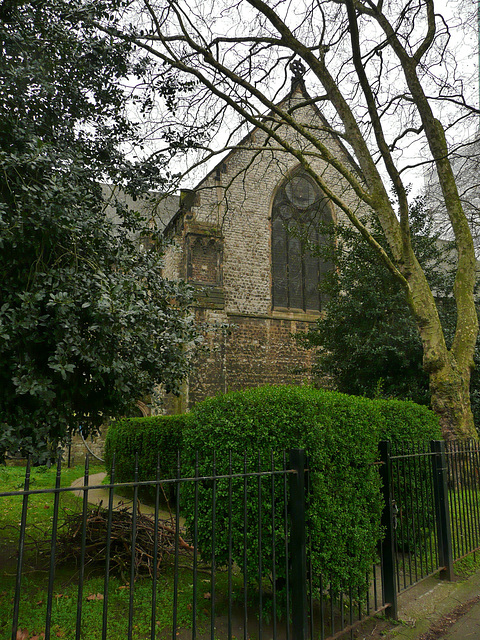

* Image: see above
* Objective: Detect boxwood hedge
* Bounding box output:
[104,413,191,500]
[105,385,441,596]
[180,386,441,596]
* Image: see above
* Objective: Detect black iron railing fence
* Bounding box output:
[2,440,480,640]
[379,439,480,602]
[445,440,480,561]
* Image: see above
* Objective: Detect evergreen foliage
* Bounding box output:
[104,415,189,500]
[181,385,440,595]
[0,0,198,463]
[108,385,440,596]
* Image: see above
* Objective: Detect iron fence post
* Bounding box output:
[11,457,31,640]
[379,441,398,619]
[289,448,307,640]
[431,440,454,580]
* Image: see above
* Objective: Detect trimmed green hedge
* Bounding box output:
[104,414,190,500]
[105,385,441,596]
[181,385,441,595]
[375,398,441,441]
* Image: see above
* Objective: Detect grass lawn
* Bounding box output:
[0,463,105,547]
[2,565,222,640]
[0,462,248,640]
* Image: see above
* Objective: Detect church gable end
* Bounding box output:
[160,77,364,412]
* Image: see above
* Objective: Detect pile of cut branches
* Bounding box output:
[53,506,194,578]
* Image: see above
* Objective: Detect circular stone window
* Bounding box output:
[284,176,317,209]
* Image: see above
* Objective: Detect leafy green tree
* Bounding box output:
[0,0,198,463]
[301,201,480,427]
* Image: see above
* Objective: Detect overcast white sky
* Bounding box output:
[126,0,480,196]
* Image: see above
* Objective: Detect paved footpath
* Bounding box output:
[381,570,480,640]
[441,597,480,639]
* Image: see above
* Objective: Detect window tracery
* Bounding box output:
[272,172,333,312]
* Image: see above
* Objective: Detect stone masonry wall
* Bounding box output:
[225,314,315,389]
[186,92,362,318]
[187,310,316,409]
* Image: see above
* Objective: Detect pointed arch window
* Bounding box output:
[272,172,333,312]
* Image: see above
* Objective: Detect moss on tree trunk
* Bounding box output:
[429,360,476,440]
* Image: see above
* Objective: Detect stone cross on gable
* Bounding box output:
[290,60,306,91]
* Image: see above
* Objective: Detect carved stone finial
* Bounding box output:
[290,60,306,80]
[289,60,306,92]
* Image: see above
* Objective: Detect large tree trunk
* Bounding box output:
[429,360,476,440]
[405,254,478,441]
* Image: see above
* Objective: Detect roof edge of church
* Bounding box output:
[164,77,363,236]
[192,81,313,191]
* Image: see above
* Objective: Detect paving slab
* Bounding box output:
[441,597,480,639]
[379,569,480,640]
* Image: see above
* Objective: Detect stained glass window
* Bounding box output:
[272,173,332,312]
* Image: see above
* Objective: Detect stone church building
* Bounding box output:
[70,69,365,458]
[159,70,363,413]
